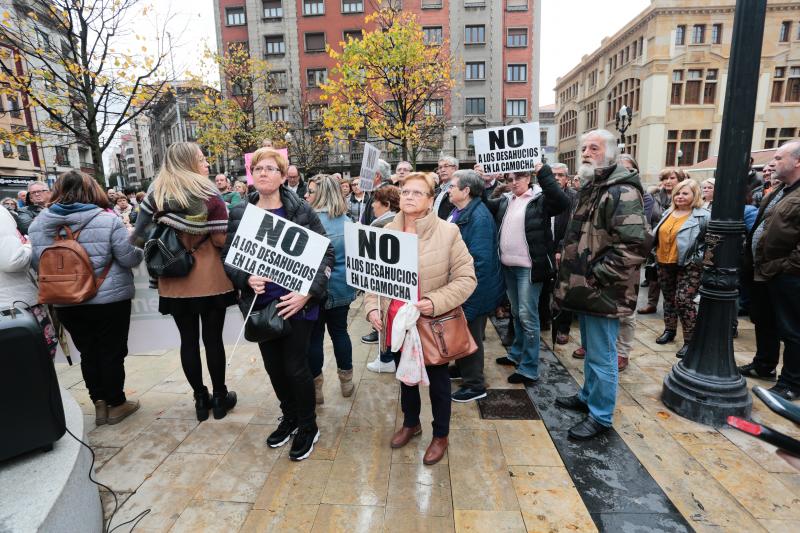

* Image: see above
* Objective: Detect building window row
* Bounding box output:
[764,127,799,149]
[676,23,723,45]
[607,36,645,73]
[671,69,717,105]
[665,129,711,167]
[606,78,640,120]
[771,66,800,103]
[559,110,577,139]
[559,82,578,105]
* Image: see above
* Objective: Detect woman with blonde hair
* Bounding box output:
[304,175,357,403]
[133,142,238,422]
[224,148,334,461]
[651,179,710,358]
[365,171,476,465]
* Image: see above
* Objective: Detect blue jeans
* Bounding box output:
[577,313,620,427]
[308,305,353,377]
[503,266,542,380]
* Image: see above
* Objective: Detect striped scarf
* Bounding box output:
[140,192,228,235]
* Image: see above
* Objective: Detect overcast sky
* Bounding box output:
[143,0,654,105]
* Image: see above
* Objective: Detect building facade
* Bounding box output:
[539,103,557,163]
[147,83,209,175]
[553,0,800,184]
[214,0,542,168]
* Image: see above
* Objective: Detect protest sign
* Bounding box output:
[473,122,541,174]
[358,142,381,192]
[224,204,330,296]
[344,222,418,303]
[245,148,289,185]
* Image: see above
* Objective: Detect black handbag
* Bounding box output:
[244,299,292,342]
[144,223,208,278]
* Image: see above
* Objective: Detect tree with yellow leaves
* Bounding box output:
[321,8,454,164]
[0,0,171,183]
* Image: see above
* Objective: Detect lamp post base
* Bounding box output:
[662,362,752,427]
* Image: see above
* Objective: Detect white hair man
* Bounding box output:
[434,155,458,219]
[285,165,306,198]
[553,129,647,440]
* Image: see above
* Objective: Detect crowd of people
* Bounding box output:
[1,131,798,465]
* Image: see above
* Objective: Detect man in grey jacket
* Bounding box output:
[16,181,49,235]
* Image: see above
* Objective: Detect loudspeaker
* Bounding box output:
[0,307,65,462]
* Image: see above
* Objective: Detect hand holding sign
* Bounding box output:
[358,143,381,193]
[474,122,541,174]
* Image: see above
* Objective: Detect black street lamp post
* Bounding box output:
[661,0,767,426]
[615,105,632,153]
[450,125,459,158]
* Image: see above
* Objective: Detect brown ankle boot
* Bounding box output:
[390,425,422,448]
[337,368,354,397]
[314,375,324,405]
[107,400,140,425]
[94,400,108,426]
[423,436,448,465]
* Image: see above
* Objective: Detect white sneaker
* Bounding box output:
[366,358,396,373]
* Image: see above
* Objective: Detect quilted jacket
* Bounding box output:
[0,206,38,309]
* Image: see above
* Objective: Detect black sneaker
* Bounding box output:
[768,383,800,402]
[448,365,462,381]
[361,331,379,344]
[289,424,320,461]
[452,386,487,403]
[266,417,298,448]
[555,394,589,412]
[495,356,517,366]
[507,372,538,385]
[738,362,777,381]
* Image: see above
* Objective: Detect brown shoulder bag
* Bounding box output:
[417,306,477,366]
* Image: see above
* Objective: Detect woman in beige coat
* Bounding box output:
[366,172,476,465]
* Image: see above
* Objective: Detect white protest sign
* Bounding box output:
[358,142,381,192]
[344,222,418,303]
[473,122,541,174]
[224,203,330,296]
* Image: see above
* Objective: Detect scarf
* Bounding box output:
[139,192,228,235]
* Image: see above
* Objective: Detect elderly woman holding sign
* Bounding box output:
[365,171,476,466]
[224,148,334,462]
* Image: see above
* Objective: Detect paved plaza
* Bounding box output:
[54,297,800,532]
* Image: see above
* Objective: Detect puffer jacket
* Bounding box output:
[453,197,504,321]
[223,186,335,311]
[16,203,44,235]
[652,207,710,266]
[553,164,647,318]
[317,211,356,310]
[364,209,476,334]
[0,206,38,309]
[29,203,144,305]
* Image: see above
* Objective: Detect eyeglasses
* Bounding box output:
[253,165,281,174]
[400,189,429,198]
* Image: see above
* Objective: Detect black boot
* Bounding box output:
[212,390,238,420]
[500,320,515,347]
[655,330,676,344]
[194,387,211,422]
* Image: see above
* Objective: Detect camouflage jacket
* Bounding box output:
[553,163,647,318]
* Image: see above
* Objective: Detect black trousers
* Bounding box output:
[455,314,487,390]
[392,351,451,437]
[172,307,228,396]
[258,319,316,429]
[57,300,132,407]
[754,276,800,390]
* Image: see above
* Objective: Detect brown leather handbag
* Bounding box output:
[417,306,477,366]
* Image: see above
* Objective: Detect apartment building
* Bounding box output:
[553,0,800,184]
[147,83,208,175]
[214,0,542,168]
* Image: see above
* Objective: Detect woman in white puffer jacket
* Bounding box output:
[0,204,57,356]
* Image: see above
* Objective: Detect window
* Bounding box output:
[586,100,597,129]
[231,81,247,96]
[263,0,282,18]
[343,30,362,42]
[623,134,638,160]
[265,35,285,55]
[226,7,246,26]
[308,104,326,122]
[507,28,527,47]
[266,71,287,92]
[711,23,722,44]
[540,130,548,147]
[8,94,20,118]
[465,97,485,116]
[307,68,327,88]
[777,66,800,102]
[507,64,527,82]
[506,0,527,11]
[559,110,577,139]
[665,129,711,166]
[421,0,442,7]
[561,150,575,174]
[305,32,326,52]
[691,24,705,44]
[675,25,686,45]
[303,0,324,16]
[670,69,716,105]
[342,0,363,13]
[780,21,791,43]
[425,99,443,116]
[269,106,288,121]
[423,26,443,45]
[17,144,29,161]
[55,146,70,166]
[506,99,526,117]
[764,127,799,149]
[2,142,12,158]
[465,62,485,81]
[606,78,640,120]
[465,25,485,45]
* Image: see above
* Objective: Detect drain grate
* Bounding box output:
[477,389,540,420]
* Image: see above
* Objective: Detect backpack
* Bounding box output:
[38,221,112,305]
[143,221,208,278]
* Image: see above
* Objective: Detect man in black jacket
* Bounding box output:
[550,163,578,345]
[16,181,49,235]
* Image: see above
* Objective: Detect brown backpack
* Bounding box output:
[38,223,112,305]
